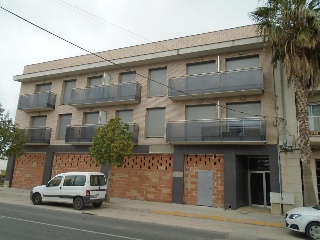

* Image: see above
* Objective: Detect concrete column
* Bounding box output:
[4,156,15,187]
[172,147,184,204]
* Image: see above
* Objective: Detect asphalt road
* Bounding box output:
[0,202,231,240]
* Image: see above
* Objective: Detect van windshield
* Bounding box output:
[90,175,106,186]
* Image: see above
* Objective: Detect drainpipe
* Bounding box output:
[279,61,286,214]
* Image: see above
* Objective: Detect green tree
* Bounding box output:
[0,104,27,159]
[89,118,134,200]
[250,0,320,206]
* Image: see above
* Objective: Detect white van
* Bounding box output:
[30,172,107,210]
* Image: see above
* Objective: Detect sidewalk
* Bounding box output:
[0,187,285,228]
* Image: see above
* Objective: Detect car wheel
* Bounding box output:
[92,201,103,208]
[73,197,84,210]
[306,222,320,240]
[32,193,42,205]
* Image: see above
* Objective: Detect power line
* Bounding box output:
[0,5,279,120]
[50,1,280,110]
[51,0,153,44]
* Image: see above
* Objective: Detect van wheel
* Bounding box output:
[306,222,320,240]
[73,197,84,210]
[32,193,42,205]
[92,201,103,208]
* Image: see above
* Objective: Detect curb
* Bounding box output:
[152,210,285,228]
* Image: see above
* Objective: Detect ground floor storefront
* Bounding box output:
[5,144,279,210]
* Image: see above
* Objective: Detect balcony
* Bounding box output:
[69,82,142,108]
[24,127,51,145]
[309,116,320,146]
[168,68,264,100]
[65,123,139,145]
[18,92,56,112]
[166,118,266,144]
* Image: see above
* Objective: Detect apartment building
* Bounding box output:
[6,25,281,211]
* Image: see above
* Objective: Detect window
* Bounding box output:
[117,110,133,123]
[309,104,320,132]
[120,72,136,83]
[187,61,216,75]
[88,76,103,87]
[47,176,63,187]
[309,104,320,116]
[226,56,259,71]
[84,112,99,125]
[84,111,106,125]
[226,102,261,118]
[74,175,86,186]
[36,83,51,92]
[62,80,76,104]
[149,68,167,96]
[63,175,86,186]
[90,175,106,186]
[186,105,216,120]
[58,114,71,140]
[32,116,47,127]
[146,108,165,138]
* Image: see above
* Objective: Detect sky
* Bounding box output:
[0,0,263,120]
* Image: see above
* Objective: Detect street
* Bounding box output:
[0,202,226,240]
[0,202,306,240]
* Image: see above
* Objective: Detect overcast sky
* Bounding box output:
[0,0,263,120]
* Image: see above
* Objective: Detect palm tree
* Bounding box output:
[250,0,320,206]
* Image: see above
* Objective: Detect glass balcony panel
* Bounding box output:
[69,82,141,107]
[120,83,134,100]
[65,123,139,144]
[167,118,266,144]
[168,69,263,99]
[24,127,51,144]
[186,121,202,141]
[18,92,56,112]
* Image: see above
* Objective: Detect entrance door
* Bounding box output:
[250,171,271,207]
[198,170,213,206]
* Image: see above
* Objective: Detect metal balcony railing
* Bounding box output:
[69,82,142,108]
[166,118,266,144]
[309,116,320,134]
[65,123,139,144]
[24,127,51,144]
[18,92,56,112]
[168,68,264,100]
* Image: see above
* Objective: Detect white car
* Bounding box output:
[286,205,320,240]
[30,172,107,210]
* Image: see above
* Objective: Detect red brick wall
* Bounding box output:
[110,154,173,203]
[52,153,100,177]
[184,154,224,207]
[12,153,45,189]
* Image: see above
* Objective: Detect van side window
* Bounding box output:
[74,175,86,186]
[90,175,106,186]
[63,176,74,186]
[48,176,63,187]
[63,175,86,186]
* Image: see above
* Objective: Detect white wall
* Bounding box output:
[0,160,8,171]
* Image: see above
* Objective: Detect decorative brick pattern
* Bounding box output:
[184,154,224,207]
[110,154,173,203]
[12,153,45,189]
[52,153,100,177]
